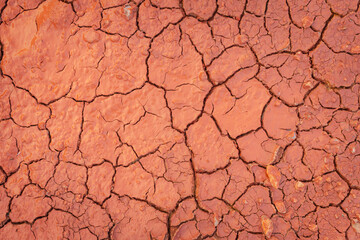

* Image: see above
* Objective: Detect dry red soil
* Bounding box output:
[0,0,360,239]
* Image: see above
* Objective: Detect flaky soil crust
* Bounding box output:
[1,0,360,239]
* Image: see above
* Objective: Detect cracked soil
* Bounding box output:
[1,0,360,239]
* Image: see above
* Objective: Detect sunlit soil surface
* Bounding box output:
[1,0,360,239]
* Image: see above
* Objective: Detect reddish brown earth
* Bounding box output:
[0,0,360,239]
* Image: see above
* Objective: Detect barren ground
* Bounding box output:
[1,0,360,239]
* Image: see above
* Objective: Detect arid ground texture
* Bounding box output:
[0,0,360,239]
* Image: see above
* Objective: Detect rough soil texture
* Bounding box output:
[0,0,360,239]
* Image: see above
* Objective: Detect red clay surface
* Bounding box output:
[0,0,360,239]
